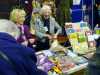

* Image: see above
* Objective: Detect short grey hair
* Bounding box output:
[40,5,52,15]
[0,19,20,39]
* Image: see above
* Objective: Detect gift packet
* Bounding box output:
[65,23,73,29]
[65,28,75,35]
[87,35,94,42]
[36,52,63,74]
[69,38,78,44]
[77,32,87,43]
[85,31,96,49]
[85,31,92,36]
[48,56,63,74]
[67,50,87,64]
[59,56,76,72]
[74,42,88,54]
[68,33,78,39]
[95,28,100,35]
[80,22,90,31]
[50,40,68,52]
[80,22,87,28]
[36,53,55,72]
[48,54,77,73]
[72,23,81,31]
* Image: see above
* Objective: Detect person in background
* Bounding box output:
[30,0,41,34]
[17,0,33,26]
[10,8,36,48]
[94,0,100,27]
[42,0,56,17]
[55,0,73,26]
[34,5,62,51]
[86,22,100,75]
[86,38,100,75]
[0,19,47,75]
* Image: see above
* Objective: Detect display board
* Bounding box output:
[65,22,96,54]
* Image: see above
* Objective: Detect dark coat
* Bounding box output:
[0,32,47,75]
[88,46,100,75]
[86,36,100,75]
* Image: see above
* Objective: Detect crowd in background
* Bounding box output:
[6,0,73,51]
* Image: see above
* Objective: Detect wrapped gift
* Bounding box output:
[59,56,76,72]
[69,39,78,46]
[36,53,55,72]
[65,23,73,29]
[80,22,90,31]
[77,32,87,43]
[87,35,95,42]
[79,42,88,53]
[80,22,87,28]
[65,28,75,35]
[68,33,78,39]
[85,31,92,36]
[67,50,87,64]
[72,23,80,31]
[72,42,88,54]
[95,28,100,35]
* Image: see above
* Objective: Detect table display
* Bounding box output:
[36,49,88,75]
[35,21,97,75]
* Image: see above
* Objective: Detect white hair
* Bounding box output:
[0,19,20,39]
[40,5,52,15]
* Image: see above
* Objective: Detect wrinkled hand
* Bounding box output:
[52,34,57,39]
[29,38,36,44]
[45,34,53,40]
[21,41,28,46]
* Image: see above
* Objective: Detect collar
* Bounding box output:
[0,32,17,43]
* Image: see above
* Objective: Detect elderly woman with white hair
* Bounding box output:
[34,5,62,50]
[0,19,47,75]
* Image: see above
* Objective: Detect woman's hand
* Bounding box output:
[45,34,53,40]
[29,38,36,44]
[52,34,57,39]
[21,41,28,46]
